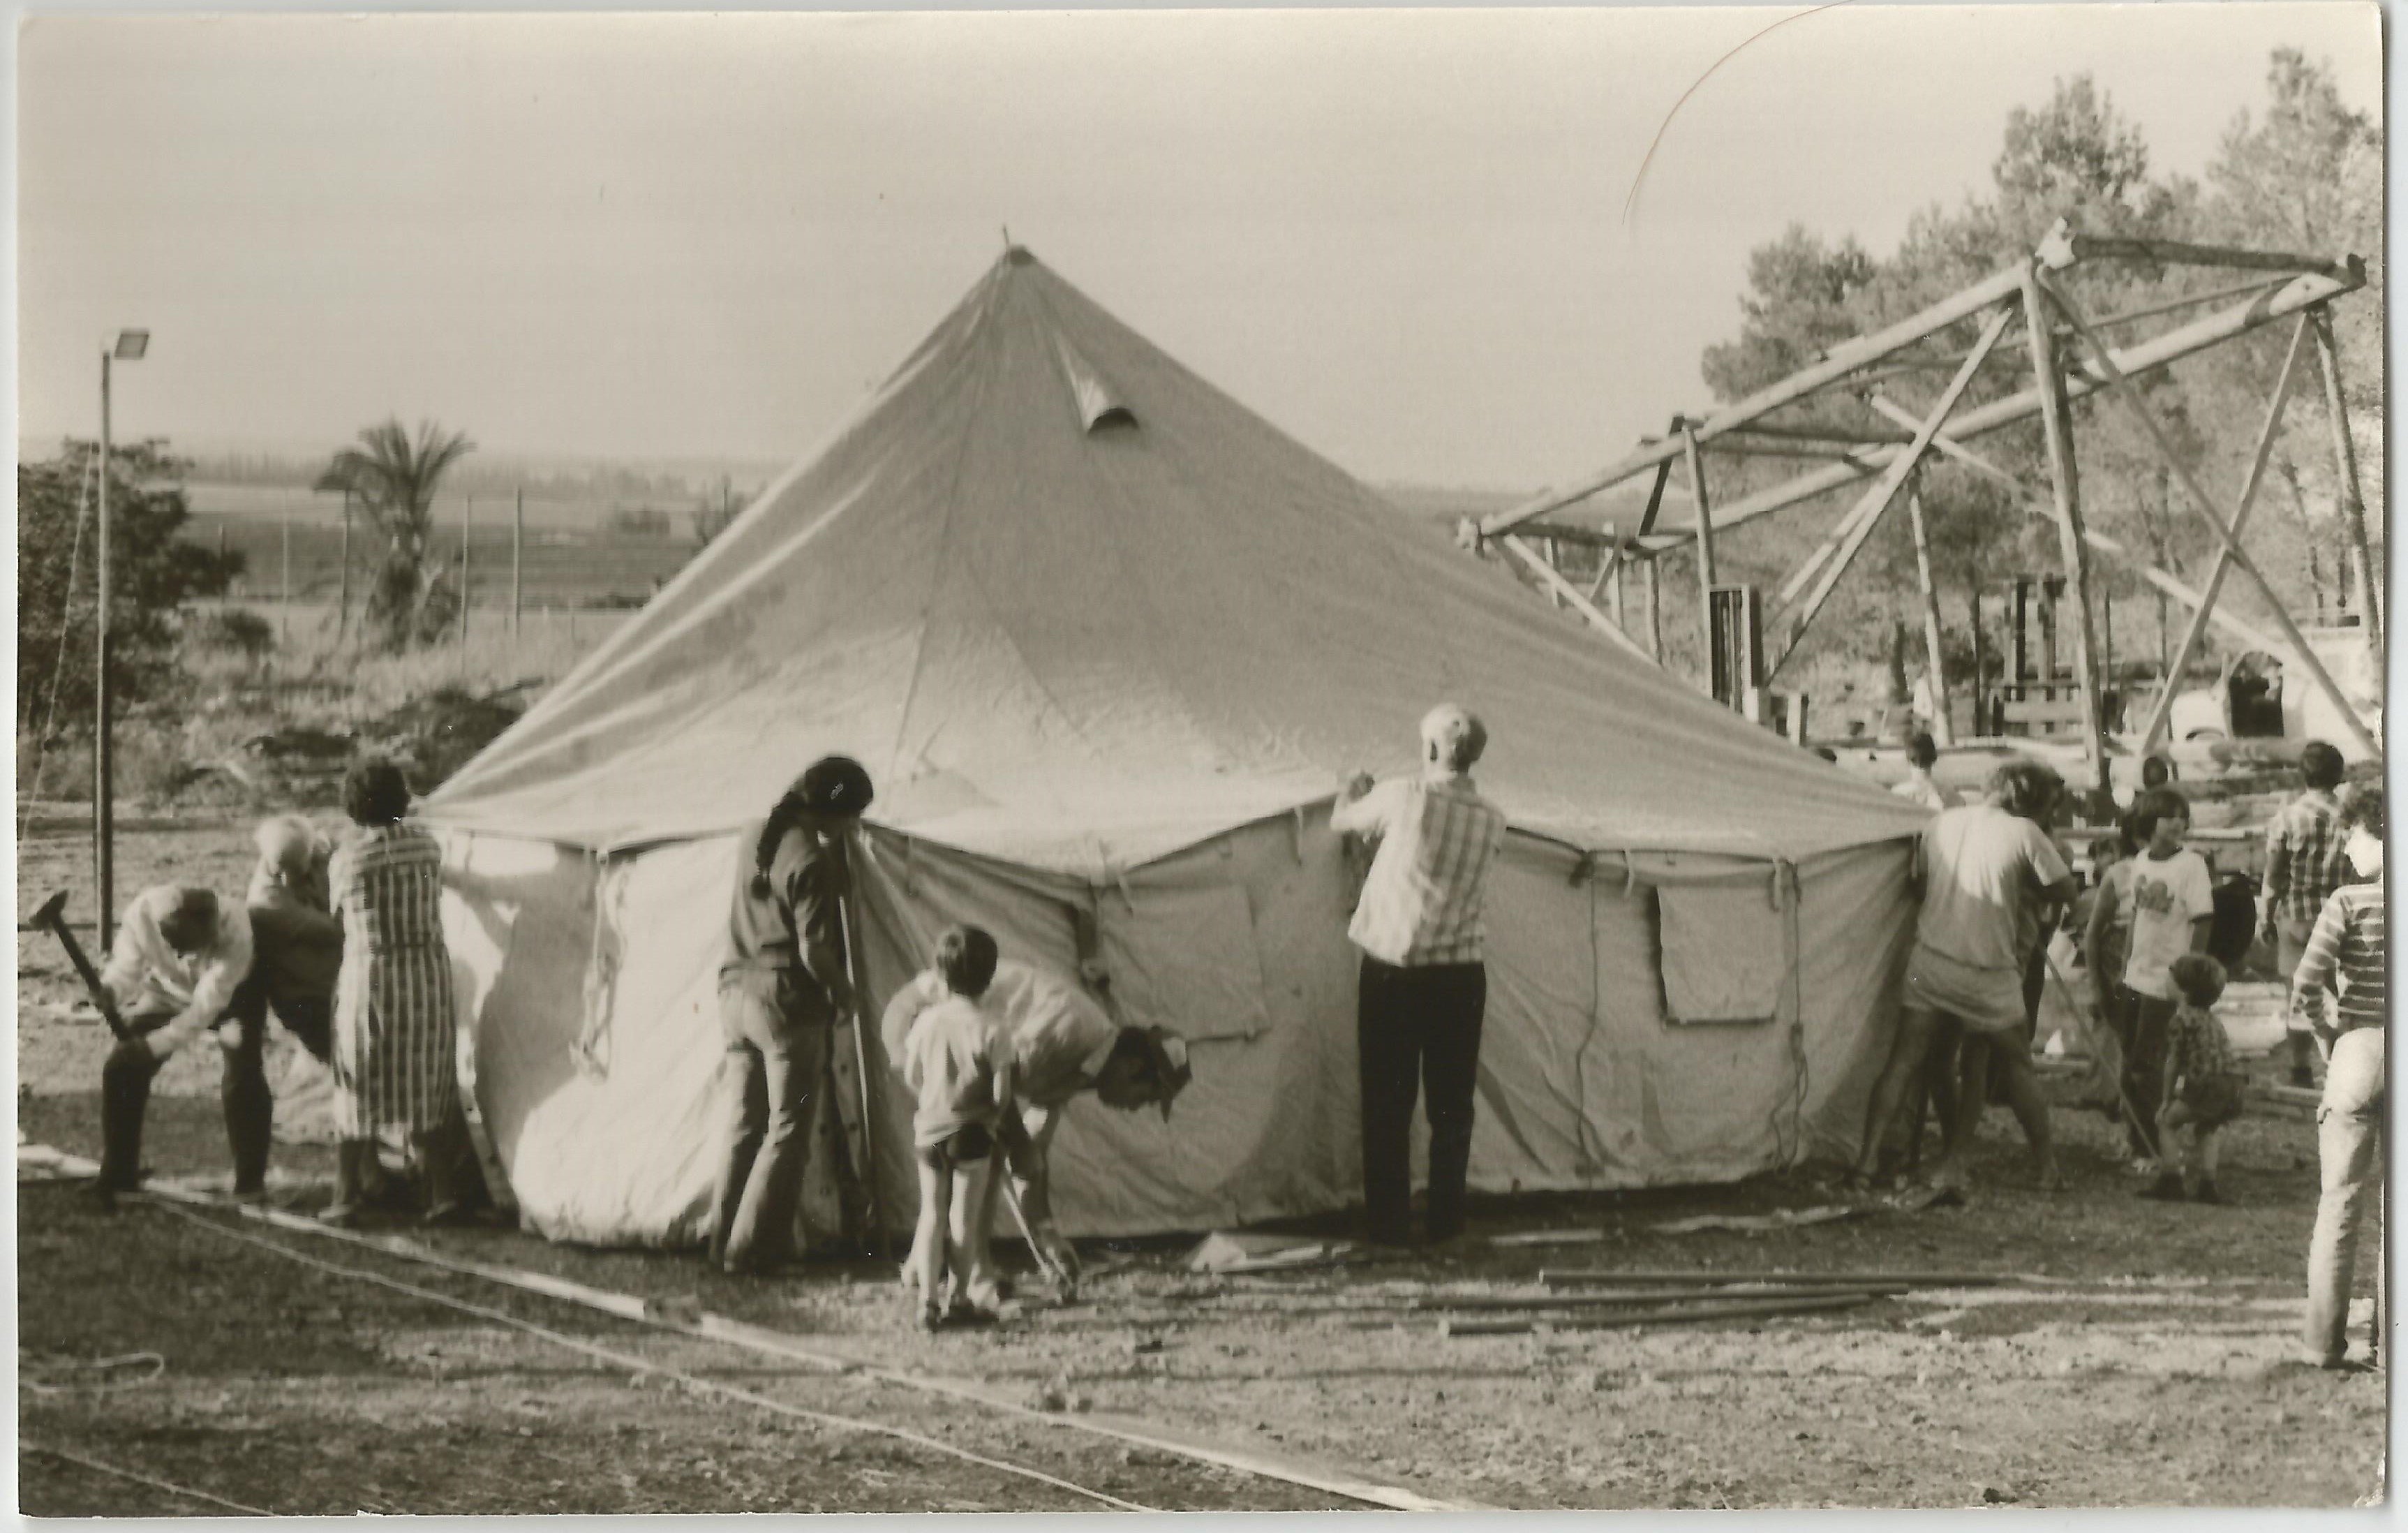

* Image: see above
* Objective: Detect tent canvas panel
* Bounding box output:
[438,817,1911,1246]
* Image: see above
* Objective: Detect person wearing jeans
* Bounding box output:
[1332,704,1508,1247]
[710,755,875,1275]
[2294,783,2386,1371]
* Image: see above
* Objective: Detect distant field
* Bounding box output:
[186,482,701,612]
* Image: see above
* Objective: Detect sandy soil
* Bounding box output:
[16,809,2387,1511]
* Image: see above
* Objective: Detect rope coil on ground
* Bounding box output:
[20,1350,167,1394]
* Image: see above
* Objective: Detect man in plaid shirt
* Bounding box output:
[1332,704,1508,1247]
[2263,741,2351,1088]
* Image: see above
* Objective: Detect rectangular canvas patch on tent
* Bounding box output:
[1656,878,1788,1025]
[1098,883,1272,1042]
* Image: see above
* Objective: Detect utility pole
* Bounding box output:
[512,486,524,642]
[93,329,148,939]
[280,511,292,639]
[95,352,114,932]
[337,490,352,641]
[459,496,474,652]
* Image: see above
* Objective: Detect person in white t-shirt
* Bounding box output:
[1890,731,1961,813]
[898,926,1016,1328]
[2117,786,2216,1173]
[1848,759,2075,1194]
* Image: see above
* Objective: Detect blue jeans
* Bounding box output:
[2307,1028,2384,1361]
[709,982,830,1271]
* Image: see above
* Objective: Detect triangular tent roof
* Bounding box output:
[427,249,1928,871]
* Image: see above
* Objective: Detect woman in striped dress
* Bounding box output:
[322,757,459,1226]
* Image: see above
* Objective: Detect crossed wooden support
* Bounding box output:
[1465,221,2379,786]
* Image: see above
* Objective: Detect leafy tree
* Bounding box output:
[315,418,477,651]
[16,438,244,739]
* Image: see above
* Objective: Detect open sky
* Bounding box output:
[15,3,2381,492]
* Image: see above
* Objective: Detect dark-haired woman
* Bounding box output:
[711,755,875,1275]
[322,757,461,1226]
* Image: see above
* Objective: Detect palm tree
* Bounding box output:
[316,419,476,651]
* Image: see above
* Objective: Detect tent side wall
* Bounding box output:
[438,820,1912,1247]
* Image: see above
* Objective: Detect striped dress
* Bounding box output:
[329,822,459,1136]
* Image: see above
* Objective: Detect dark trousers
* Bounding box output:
[1357,957,1487,1244]
[2119,991,2176,1159]
[709,984,831,1271]
[100,982,334,1194]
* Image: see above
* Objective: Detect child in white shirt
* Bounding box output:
[2119,787,2216,1172]
[899,925,1014,1328]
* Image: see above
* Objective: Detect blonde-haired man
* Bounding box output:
[1332,704,1508,1246]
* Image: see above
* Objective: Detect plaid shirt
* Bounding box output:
[2293,881,2387,1038]
[2264,788,2349,926]
[2164,1001,2242,1088]
[1333,774,1508,967]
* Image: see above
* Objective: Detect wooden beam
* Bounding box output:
[1593,521,1623,625]
[2310,306,2383,665]
[2041,275,2379,758]
[1684,425,1718,698]
[1631,265,2363,555]
[2020,269,2111,803]
[1478,261,2035,538]
[1498,533,1658,666]
[1709,421,1915,446]
[1644,558,1664,662]
[2139,316,2312,751]
[2063,232,2354,283]
[1636,438,1675,536]
[1906,480,1954,747]
[1769,305,2016,681]
[1866,394,2016,484]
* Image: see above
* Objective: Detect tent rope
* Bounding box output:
[20,452,100,843]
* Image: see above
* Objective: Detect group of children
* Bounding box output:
[2083,773,2379,1208]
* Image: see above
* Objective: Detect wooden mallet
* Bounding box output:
[27,890,131,1042]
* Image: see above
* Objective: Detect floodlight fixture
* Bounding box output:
[112,329,149,361]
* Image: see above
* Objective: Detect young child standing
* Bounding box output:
[899,926,1015,1330]
[2118,787,2216,1173]
[2141,954,2246,1204]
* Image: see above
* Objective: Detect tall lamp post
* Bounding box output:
[95,327,149,940]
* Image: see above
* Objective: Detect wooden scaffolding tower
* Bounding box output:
[1463,220,2381,806]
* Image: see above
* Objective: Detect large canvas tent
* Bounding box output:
[424,249,1935,1246]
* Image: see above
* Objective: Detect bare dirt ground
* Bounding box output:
[16,810,2387,1512]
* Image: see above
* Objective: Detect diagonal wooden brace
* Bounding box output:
[1769,306,2017,681]
[2138,314,2313,750]
[2039,276,2379,759]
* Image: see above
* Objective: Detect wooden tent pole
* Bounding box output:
[2018,270,2111,805]
[2138,315,2313,751]
[1683,426,1718,698]
[2042,275,2379,758]
[1905,477,1953,746]
[2310,306,2382,666]
[1644,558,1664,662]
[1597,521,1623,625]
